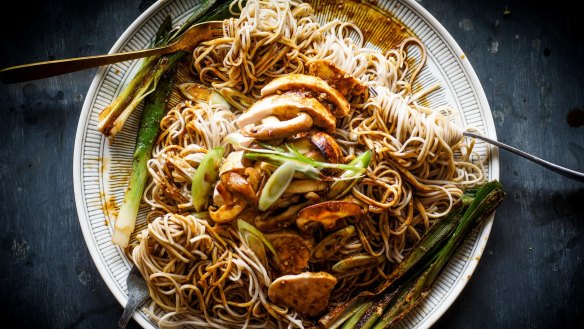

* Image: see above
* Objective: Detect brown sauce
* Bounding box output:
[311,0,415,52]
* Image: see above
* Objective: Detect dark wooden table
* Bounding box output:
[1,0,582,328]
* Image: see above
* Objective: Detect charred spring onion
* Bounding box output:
[112,66,177,247]
[320,180,506,329]
[97,0,233,137]
[110,1,235,247]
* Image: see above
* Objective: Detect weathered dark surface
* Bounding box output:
[0,0,582,328]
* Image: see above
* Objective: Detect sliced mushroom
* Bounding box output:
[312,226,356,260]
[241,112,314,139]
[303,150,326,162]
[221,172,258,207]
[261,74,350,117]
[308,60,366,98]
[268,272,337,317]
[255,202,306,232]
[237,93,336,133]
[213,182,227,207]
[270,194,301,210]
[262,115,281,124]
[209,198,246,224]
[178,82,231,108]
[309,131,344,164]
[244,167,261,191]
[285,180,329,194]
[296,201,364,231]
[286,134,315,151]
[266,231,311,275]
[219,151,247,176]
[224,132,255,150]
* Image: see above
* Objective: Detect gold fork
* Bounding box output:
[0,21,224,84]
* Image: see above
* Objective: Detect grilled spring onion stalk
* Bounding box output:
[97,0,233,137]
[112,66,177,247]
[320,180,506,329]
[191,147,225,211]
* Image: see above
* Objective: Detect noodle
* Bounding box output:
[129,0,486,327]
[144,100,238,213]
[133,213,302,328]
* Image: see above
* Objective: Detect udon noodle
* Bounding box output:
[130,0,485,327]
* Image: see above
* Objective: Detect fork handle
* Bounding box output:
[0,46,172,84]
[118,294,149,329]
[463,132,584,183]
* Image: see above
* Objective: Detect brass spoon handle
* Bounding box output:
[0,46,172,84]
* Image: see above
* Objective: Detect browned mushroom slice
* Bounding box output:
[312,225,356,260]
[244,167,262,191]
[296,201,364,231]
[213,182,230,207]
[303,150,326,162]
[219,151,247,176]
[255,202,306,232]
[221,172,258,207]
[237,93,336,133]
[308,59,366,98]
[209,198,246,224]
[261,74,350,118]
[268,272,337,317]
[241,112,314,139]
[266,231,311,275]
[178,82,229,107]
[284,180,329,194]
[309,131,344,164]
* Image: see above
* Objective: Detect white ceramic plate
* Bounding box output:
[73,0,499,328]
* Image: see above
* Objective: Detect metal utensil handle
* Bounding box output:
[464,131,584,183]
[117,293,149,329]
[0,46,168,84]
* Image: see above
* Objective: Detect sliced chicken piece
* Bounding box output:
[237,93,336,134]
[268,272,337,317]
[261,74,350,118]
[308,59,366,98]
[309,131,344,164]
[266,231,311,275]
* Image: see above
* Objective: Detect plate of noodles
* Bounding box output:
[73,0,499,328]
